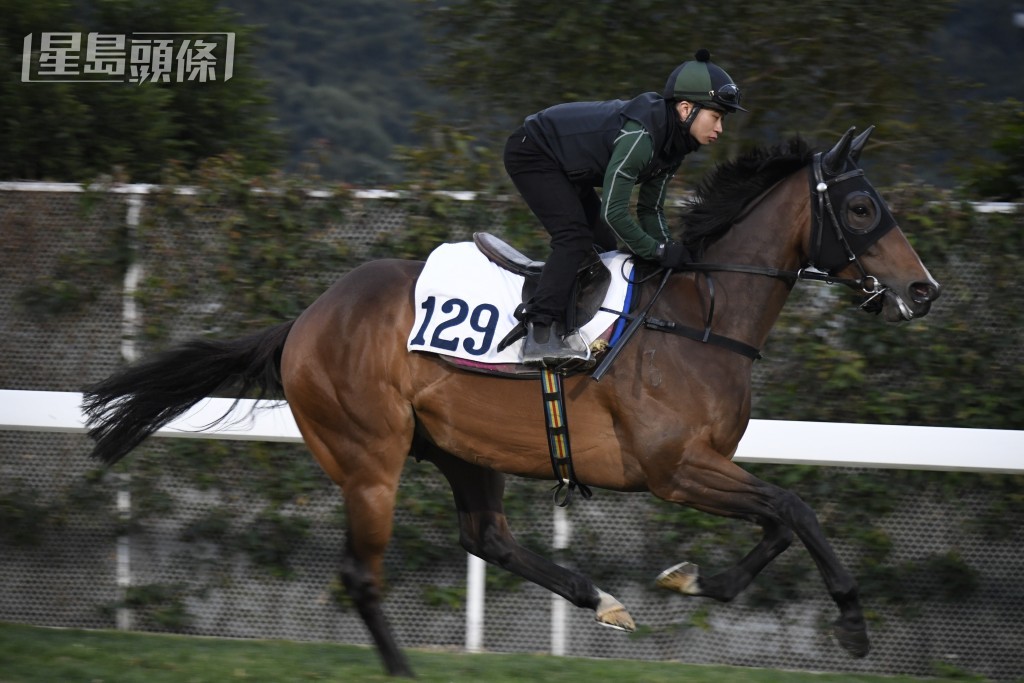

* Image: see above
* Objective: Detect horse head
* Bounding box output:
[811,126,941,321]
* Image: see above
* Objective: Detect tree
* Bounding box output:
[959,100,1024,201]
[0,0,280,182]
[414,0,960,182]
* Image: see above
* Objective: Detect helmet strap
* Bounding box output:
[681,102,702,131]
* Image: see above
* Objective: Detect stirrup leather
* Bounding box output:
[540,367,592,506]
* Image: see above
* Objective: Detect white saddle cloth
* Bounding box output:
[407,242,634,364]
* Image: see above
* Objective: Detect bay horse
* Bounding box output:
[84,127,940,677]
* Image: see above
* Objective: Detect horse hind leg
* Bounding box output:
[292,415,414,677]
[337,483,413,678]
[420,441,636,633]
[652,446,869,658]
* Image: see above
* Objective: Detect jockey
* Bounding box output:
[504,49,747,366]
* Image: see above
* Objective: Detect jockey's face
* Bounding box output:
[676,101,725,145]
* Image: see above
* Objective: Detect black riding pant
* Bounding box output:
[503,127,617,327]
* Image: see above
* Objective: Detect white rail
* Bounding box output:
[2,389,1021,473]
[0,390,302,442]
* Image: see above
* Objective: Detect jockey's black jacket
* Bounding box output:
[521,92,699,259]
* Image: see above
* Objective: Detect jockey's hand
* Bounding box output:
[655,240,692,270]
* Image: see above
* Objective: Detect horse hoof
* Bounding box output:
[833,618,870,658]
[596,606,636,632]
[656,561,702,595]
[595,590,636,632]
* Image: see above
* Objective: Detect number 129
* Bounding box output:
[410,296,499,356]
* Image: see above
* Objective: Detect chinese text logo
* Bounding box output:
[21,32,235,84]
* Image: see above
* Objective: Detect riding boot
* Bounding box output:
[522,320,589,366]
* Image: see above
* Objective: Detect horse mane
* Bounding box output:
[681,137,815,256]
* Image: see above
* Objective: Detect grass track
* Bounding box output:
[0,621,987,682]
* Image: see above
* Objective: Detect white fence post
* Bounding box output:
[550,504,571,656]
[114,477,132,630]
[465,554,486,652]
[114,192,145,631]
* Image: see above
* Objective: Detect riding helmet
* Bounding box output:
[663,48,748,113]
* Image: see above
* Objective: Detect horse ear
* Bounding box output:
[822,126,856,175]
[850,125,875,163]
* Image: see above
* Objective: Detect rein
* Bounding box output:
[686,261,867,289]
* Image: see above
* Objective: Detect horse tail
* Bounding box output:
[82,320,295,467]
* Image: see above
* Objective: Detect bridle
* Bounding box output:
[806,150,896,313]
[593,129,904,376]
[684,140,897,313]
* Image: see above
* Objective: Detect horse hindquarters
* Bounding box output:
[278,261,420,676]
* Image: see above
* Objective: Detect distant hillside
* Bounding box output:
[220,0,447,184]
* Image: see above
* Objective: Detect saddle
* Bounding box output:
[472,232,611,349]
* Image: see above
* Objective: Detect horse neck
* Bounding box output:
[674,171,811,352]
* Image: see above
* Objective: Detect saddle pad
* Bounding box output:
[408,242,634,364]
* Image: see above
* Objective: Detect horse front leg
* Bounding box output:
[655,518,793,602]
[651,446,869,658]
[420,442,636,633]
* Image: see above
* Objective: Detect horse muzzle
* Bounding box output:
[878,278,941,321]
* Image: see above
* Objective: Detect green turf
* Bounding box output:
[0,621,989,683]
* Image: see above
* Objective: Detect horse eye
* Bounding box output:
[842,192,880,234]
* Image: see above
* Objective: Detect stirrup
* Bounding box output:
[522,321,589,367]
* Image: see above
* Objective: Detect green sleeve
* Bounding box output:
[601,121,662,260]
[636,166,678,243]
[601,121,676,260]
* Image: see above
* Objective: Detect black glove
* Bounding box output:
[655,240,691,270]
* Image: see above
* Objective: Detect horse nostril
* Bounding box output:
[910,281,940,304]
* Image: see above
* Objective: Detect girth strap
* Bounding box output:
[540,368,592,507]
[647,271,762,360]
[645,317,762,360]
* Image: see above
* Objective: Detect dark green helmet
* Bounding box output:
[663,48,747,113]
